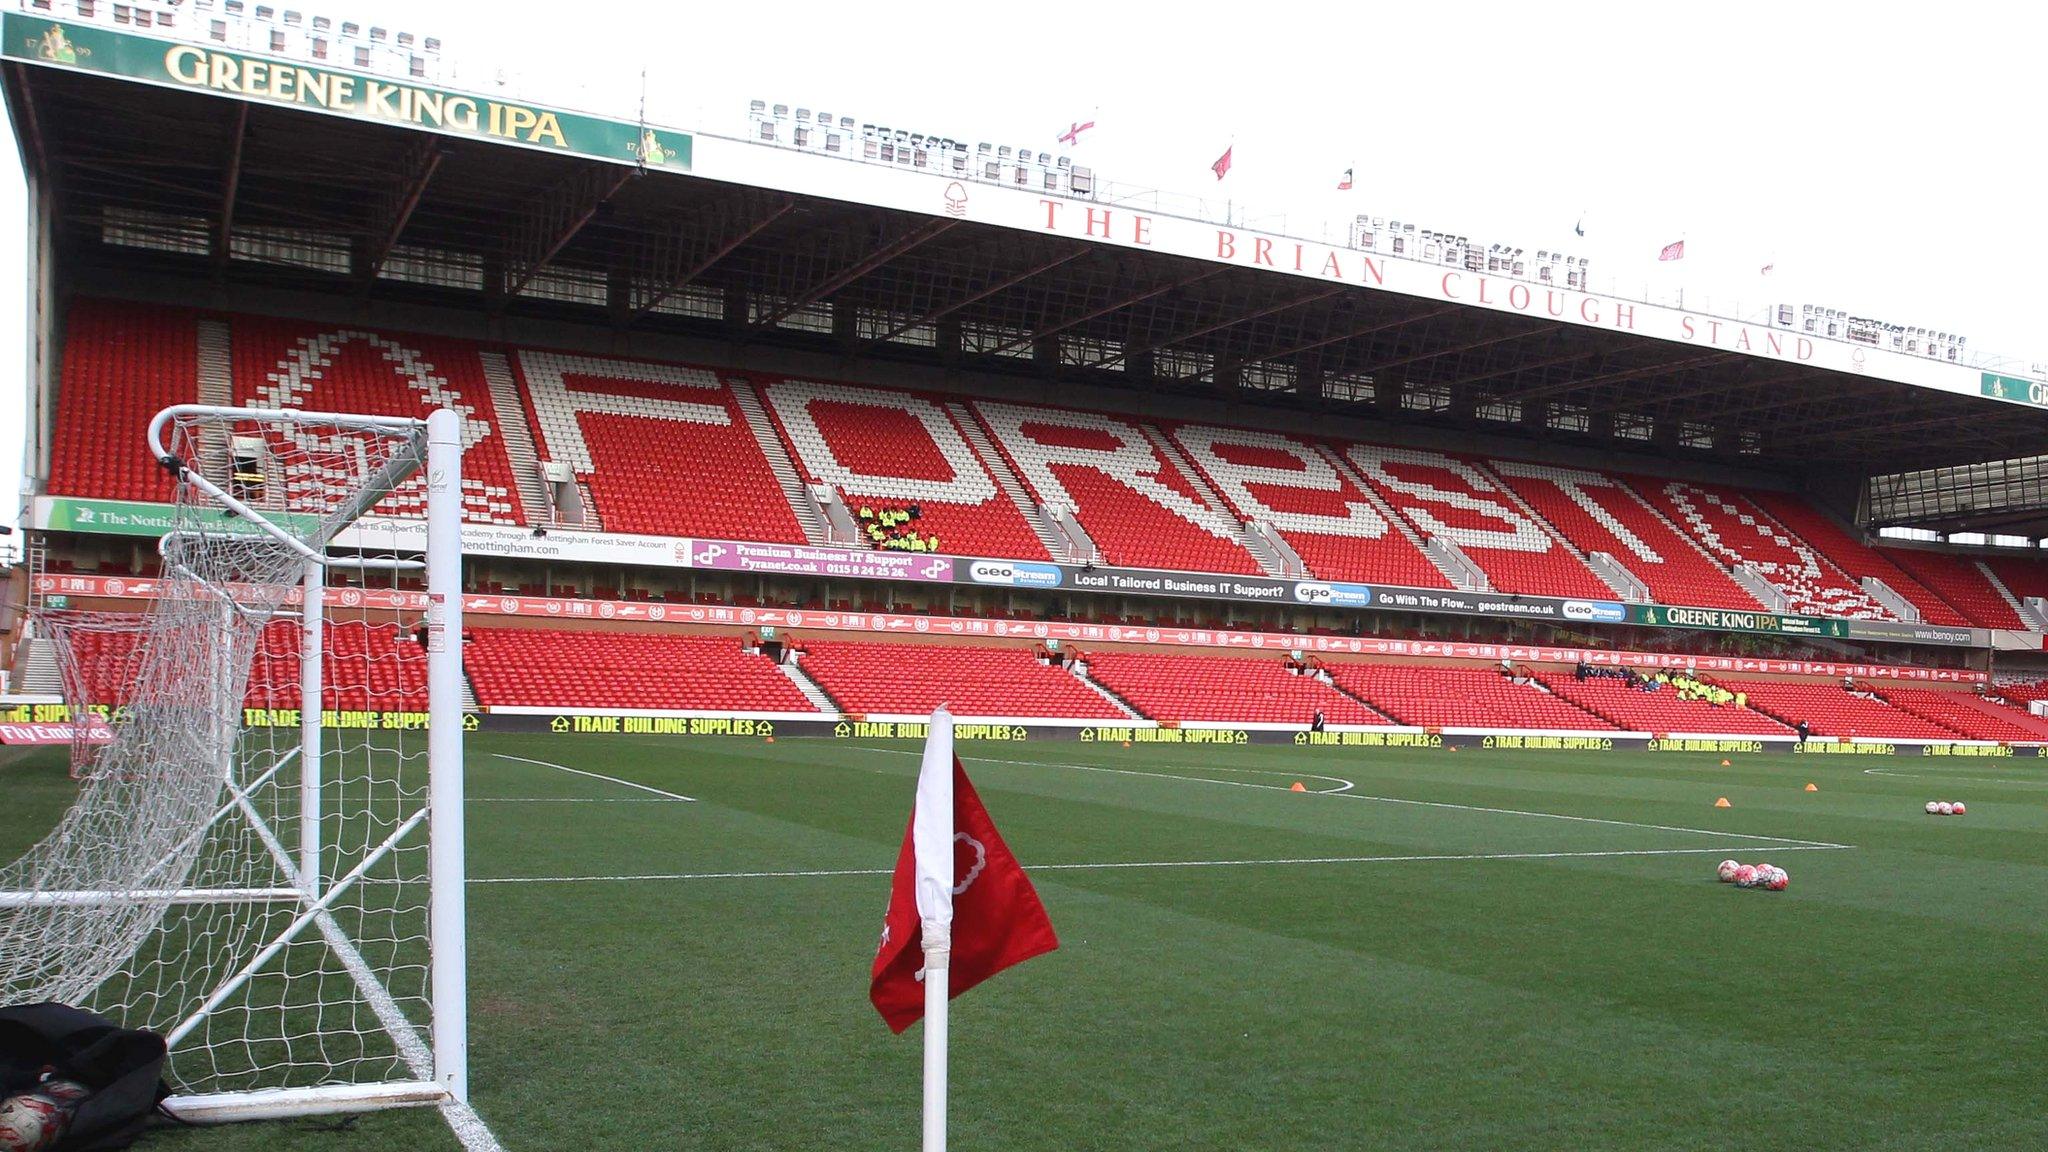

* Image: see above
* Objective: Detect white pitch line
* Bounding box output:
[1863,767,2048,786]
[469,843,1850,886]
[470,797,689,803]
[852,747,1851,850]
[440,1097,506,1152]
[491,752,696,802]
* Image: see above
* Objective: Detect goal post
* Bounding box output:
[0,405,468,1123]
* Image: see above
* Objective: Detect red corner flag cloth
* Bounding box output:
[869,756,1058,1033]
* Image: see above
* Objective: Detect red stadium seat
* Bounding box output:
[1328,664,1613,731]
[1165,423,1448,587]
[1627,476,1890,618]
[798,642,1123,719]
[1338,444,1614,598]
[511,350,807,543]
[1744,493,1967,626]
[1487,460,1765,610]
[466,630,817,713]
[1084,653,1388,725]
[1878,548,2028,629]
[229,317,530,525]
[970,400,1264,575]
[758,378,1051,561]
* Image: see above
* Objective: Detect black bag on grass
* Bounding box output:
[0,1003,168,1151]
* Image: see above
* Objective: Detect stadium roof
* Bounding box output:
[9,21,2048,498]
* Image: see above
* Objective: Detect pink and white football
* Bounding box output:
[1938,801,1955,816]
[1766,869,1789,891]
[1950,802,1965,816]
[1733,864,1758,887]
[1717,859,1740,882]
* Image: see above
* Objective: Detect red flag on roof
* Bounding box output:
[1337,167,1353,191]
[1211,145,1233,181]
[869,716,1058,1034]
[1658,240,1686,261]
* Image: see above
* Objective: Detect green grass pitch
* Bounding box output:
[4,736,2045,1150]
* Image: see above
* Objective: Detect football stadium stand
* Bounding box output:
[510,349,807,542]
[1164,423,1449,587]
[970,400,1266,575]
[1627,477,1891,618]
[58,617,427,712]
[47,300,2045,632]
[1081,653,1387,725]
[796,641,1123,718]
[1328,664,1615,731]
[759,378,1053,561]
[1743,492,1968,626]
[1338,444,1615,599]
[1873,687,2048,742]
[228,316,530,525]
[1537,672,1792,736]
[1486,459,1764,610]
[465,630,816,713]
[1982,556,2048,612]
[1879,548,2031,629]
[1734,681,1958,741]
[49,300,196,505]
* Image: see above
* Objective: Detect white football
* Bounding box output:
[1925,801,1940,815]
[1717,859,1740,882]
[1938,802,1955,815]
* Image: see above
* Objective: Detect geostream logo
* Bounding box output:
[968,560,1063,588]
[1562,600,1628,623]
[1294,581,1373,607]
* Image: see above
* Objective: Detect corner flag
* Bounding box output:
[870,708,1058,1150]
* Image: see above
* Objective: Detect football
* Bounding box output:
[1765,869,1789,891]
[1717,859,1740,882]
[1938,801,1955,816]
[1733,864,1758,887]
[1951,802,1966,816]
[1925,801,1940,814]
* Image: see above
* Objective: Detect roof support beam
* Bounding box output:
[501,165,635,303]
[361,140,443,285]
[5,65,48,181]
[629,195,796,322]
[991,266,1225,354]
[213,103,249,267]
[1500,351,1739,404]
[1433,344,1600,390]
[750,216,959,330]
[1342,325,1551,379]
[865,244,1092,347]
[1099,285,1345,369]
[1177,304,1462,384]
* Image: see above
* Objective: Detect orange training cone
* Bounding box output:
[765,736,775,743]
[1121,740,1131,748]
[1290,782,1307,792]
[1713,797,1731,808]
[1805,782,1818,792]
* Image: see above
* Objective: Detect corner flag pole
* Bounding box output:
[916,708,957,1152]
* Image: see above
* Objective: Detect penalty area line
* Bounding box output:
[470,843,1851,886]
[490,753,696,802]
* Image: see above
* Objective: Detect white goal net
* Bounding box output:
[0,405,468,1121]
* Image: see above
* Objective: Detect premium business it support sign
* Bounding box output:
[3,13,690,169]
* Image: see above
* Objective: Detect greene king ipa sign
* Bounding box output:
[3,13,690,168]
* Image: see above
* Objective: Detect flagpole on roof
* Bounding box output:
[917,707,957,1152]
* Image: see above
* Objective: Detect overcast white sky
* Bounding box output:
[1,0,2043,533]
